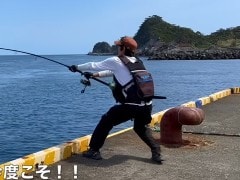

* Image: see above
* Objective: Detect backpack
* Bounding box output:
[118,56,154,102]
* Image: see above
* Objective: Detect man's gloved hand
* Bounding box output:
[69,65,78,72]
[83,72,93,79]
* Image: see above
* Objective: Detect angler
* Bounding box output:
[68,36,164,164]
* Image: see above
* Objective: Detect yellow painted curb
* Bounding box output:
[150,108,171,127]
[181,101,196,107]
[0,134,92,180]
[231,87,240,94]
[107,127,133,138]
[197,96,211,106]
[0,128,134,180]
[209,89,231,102]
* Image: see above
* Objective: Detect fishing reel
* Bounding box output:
[80,78,91,93]
[79,71,113,93]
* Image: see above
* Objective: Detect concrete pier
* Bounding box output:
[1,89,240,180]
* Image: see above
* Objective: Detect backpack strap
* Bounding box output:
[118,55,145,71]
[118,55,131,65]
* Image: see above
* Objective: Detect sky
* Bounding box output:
[0,0,239,55]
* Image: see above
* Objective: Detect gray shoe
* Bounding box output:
[82,149,102,160]
[151,147,163,164]
[151,152,163,164]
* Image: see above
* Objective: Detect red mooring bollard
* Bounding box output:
[160,106,205,144]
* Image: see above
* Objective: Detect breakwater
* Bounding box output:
[147,48,240,60]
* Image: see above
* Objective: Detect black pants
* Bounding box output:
[89,104,160,152]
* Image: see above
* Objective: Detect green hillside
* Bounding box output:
[134,15,240,49]
[134,15,206,48]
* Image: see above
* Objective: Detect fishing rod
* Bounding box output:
[0,47,167,99]
[0,47,69,68]
[0,47,110,92]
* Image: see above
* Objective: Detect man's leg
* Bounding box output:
[133,105,163,164]
[83,104,132,159]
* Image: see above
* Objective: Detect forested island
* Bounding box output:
[88,15,240,60]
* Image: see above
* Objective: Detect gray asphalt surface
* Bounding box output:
[26,94,240,180]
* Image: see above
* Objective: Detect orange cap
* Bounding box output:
[114,36,138,51]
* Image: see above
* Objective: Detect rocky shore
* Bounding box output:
[144,47,240,60]
[87,44,240,60]
[87,52,114,56]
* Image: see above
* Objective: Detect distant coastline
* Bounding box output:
[87,47,240,60]
[144,47,240,60]
[87,52,114,56]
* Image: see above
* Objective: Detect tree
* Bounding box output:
[92,42,111,53]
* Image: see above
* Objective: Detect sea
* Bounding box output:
[0,54,240,164]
